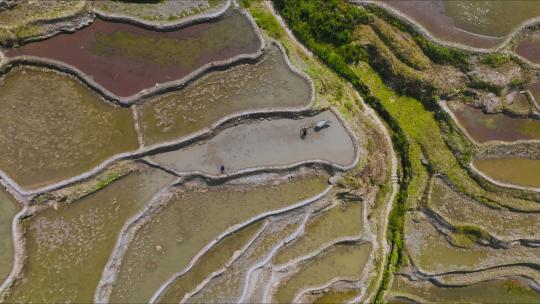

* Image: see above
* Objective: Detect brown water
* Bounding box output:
[273,201,364,265]
[156,221,264,304]
[392,275,540,303]
[0,67,138,190]
[138,44,311,145]
[448,101,540,143]
[5,10,261,97]
[516,36,540,64]
[474,158,540,188]
[429,177,540,240]
[4,169,174,303]
[406,213,540,274]
[109,175,329,303]
[273,242,372,303]
[0,189,19,283]
[382,1,540,48]
[150,111,357,175]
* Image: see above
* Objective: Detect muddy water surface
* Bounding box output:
[109,175,329,303]
[4,169,173,303]
[150,111,357,175]
[5,10,261,97]
[0,67,138,190]
[0,189,19,283]
[448,101,540,143]
[391,275,540,303]
[273,242,372,303]
[474,158,540,188]
[382,0,540,48]
[138,44,311,145]
[155,221,264,304]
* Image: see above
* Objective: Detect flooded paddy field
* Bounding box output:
[3,168,174,303]
[4,9,261,97]
[138,44,311,145]
[155,221,264,304]
[406,212,540,274]
[473,158,540,189]
[381,0,540,49]
[273,200,364,265]
[0,189,19,284]
[309,288,359,304]
[272,242,372,303]
[0,0,85,28]
[0,0,88,45]
[150,110,357,175]
[516,35,540,65]
[447,100,540,143]
[108,174,329,303]
[0,1,390,303]
[186,215,305,303]
[428,177,540,240]
[530,82,540,109]
[0,66,138,191]
[390,274,540,303]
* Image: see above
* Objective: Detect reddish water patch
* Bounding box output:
[448,101,540,143]
[4,10,261,97]
[516,36,540,64]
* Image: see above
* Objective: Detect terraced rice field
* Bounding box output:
[108,174,329,303]
[447,100,540,143]
[1,0,540,303]
[137,43,312,145]
[391,275,540,303]
[4,168,174,303]
[381,0,540,48]
[0,66,138,190]
[0,190,19,283]
[473,158,540,188]
[5,9,261,97]
[149,110,357,175]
